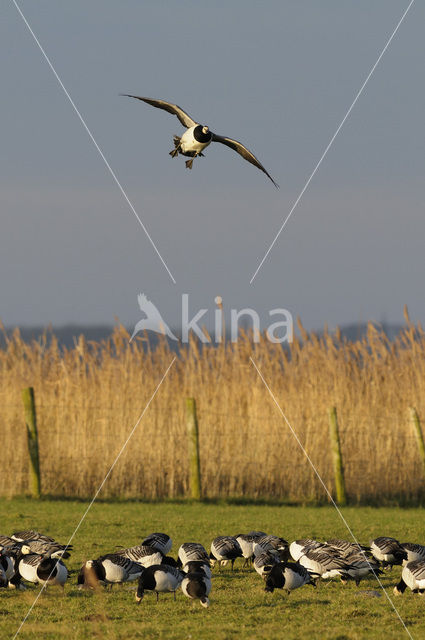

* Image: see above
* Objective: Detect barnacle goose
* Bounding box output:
[121,95,279,187]
[253,535,289,561]
[0,565,7,588]
[178,542,209,567]
[0,535,16,549]
[289,539,324,562]
[339,552,382,586]
[183,560,212,579]
[235,532,267,567]
[17,539,72,560]
[141,533,172,555]
[253,551,280,577]
[210,536,243,571]
[115,544,163,567]
[263,562,317,594]
[394,560,425,595]
[135,564,184,603]
[181,570,212,608]
[77,554,143,588]
[0,550,15,580]
[400,543,425,564]
[326,539,370,557]
[18,547,68,587]
[12,530,56,544]
[298,547,355,580]
[370,537,407,568]
[11,531,72,558]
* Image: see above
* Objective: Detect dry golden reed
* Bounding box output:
[1,309,425,502]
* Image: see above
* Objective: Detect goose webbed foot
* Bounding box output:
[185,159,194,169]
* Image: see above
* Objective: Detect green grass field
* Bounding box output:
[1,498,424,640]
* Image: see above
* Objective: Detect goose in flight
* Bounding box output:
[121,95,279,188]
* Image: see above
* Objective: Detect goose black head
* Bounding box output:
[194,125,212,143]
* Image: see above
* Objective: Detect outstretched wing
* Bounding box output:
[211,133,279,188]
[121,95,197,128]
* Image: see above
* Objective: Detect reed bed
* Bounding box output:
[1,310,425,502]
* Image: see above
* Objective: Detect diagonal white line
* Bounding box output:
[249,356,414,640]
[11,0,176,285]
[12,356,176,639]
[250,0,415,284]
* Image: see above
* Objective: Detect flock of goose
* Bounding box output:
[1,529,425,607]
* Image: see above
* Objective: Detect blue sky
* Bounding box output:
[1,1,424,332]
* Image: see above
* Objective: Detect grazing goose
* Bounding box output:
[339,552,382,586]
[1,544,27,589]
[115,544,163,568]
[253,535,289,561]
[326,539,370,557]
[18,549,68,587]
[0,551,14,586]
[181,570,212,608]
[178,543,209,568]
[298,547,355,581]
[11,531,72,558]
[0,565,7,588]
[253,550,280,577]
[135,564,184,603]
[370,537,407,568]
[18,539,72,560]
[77,554,143,588]
[12,530,56,544]
[121,95,279,187]
[394,560,425,595]
[183,560,212,579]
[0,535,16,549]
[141,533,172,556]
[210,536,243,571]
[400,543,425,564]
[289,539,324,562]
[236,532,268,567]
[263,561,317,594]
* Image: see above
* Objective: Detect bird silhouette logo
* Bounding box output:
[130,294,178,342]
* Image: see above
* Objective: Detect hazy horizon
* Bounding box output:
[2,1,424,333]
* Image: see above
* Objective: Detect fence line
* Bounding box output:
[7,385,425,503]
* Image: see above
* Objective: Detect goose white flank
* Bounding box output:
[121,95,279,187]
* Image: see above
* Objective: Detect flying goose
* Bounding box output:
[121,95,279,187]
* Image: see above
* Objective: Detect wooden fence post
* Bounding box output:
[186,397,201,500]
[22,387,41,498]
[409,407,425,477]
[328,406,346,505]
